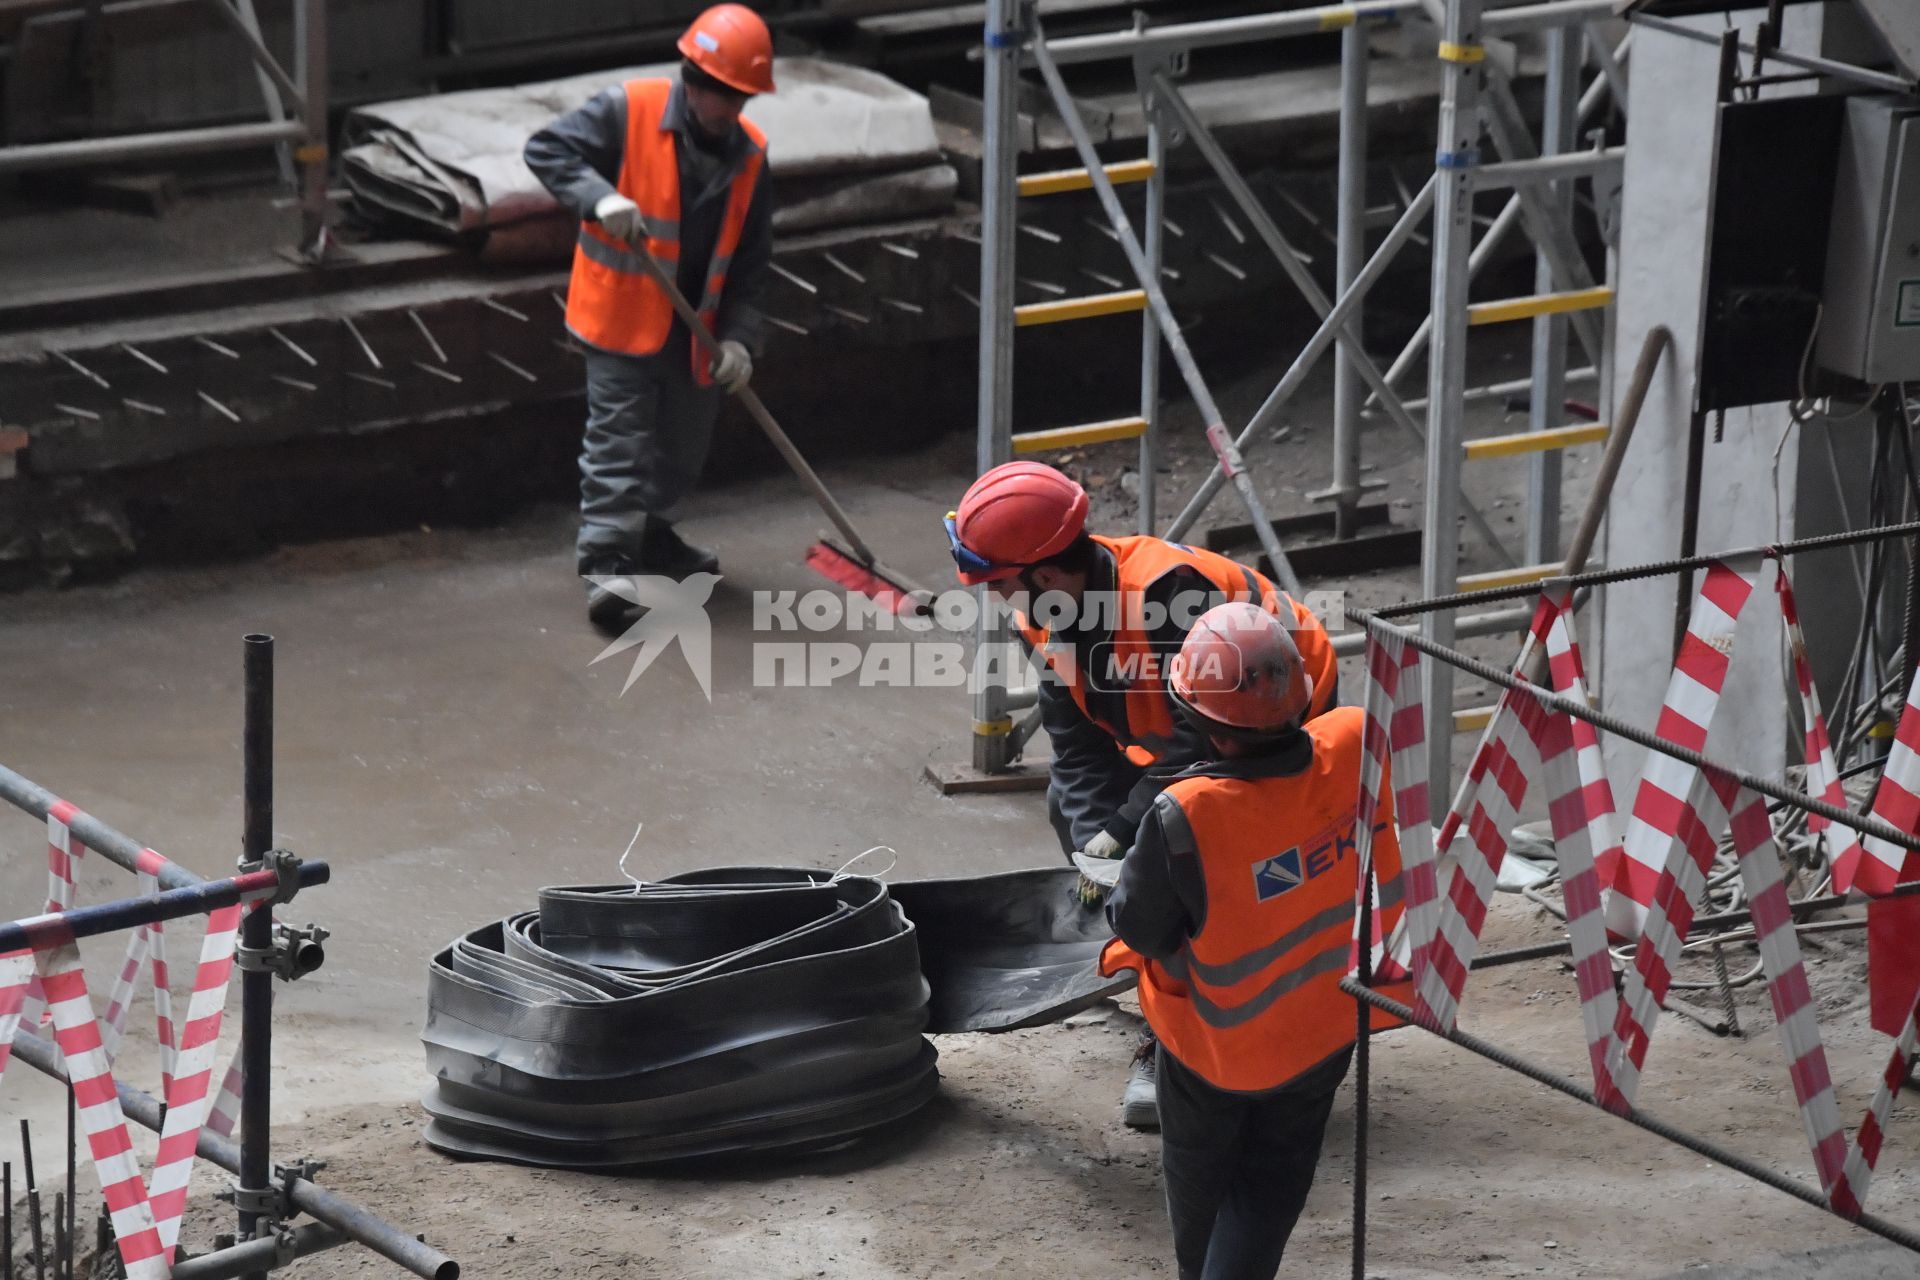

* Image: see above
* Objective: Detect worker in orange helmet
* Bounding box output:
[946,460,1338,1130]
[525,4,777,631]
[1092,602,1406,1280]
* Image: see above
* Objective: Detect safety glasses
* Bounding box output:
[944,514,1015,579]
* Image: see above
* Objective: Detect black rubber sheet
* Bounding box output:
[889,867,1134,1033]
[422,865,1125,1169]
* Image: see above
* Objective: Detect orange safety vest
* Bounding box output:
[1017,535,1336,766]
[1099,708,1409,1092]
[565,78,767,383]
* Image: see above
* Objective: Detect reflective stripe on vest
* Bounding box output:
[1097,707,1410,1092]
[1017,535,1338,766]
[565,78,766,384]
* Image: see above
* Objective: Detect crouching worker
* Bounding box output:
[1095,601,1406,1280]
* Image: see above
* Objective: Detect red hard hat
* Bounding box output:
[1170,601,1312,734]
[679,4,776,96]
[948,461,1089,586]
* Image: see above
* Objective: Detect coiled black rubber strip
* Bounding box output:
[422,866,1126,1168]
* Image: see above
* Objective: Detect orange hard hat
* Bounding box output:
[679,4,776,96]
[946,461,1089,586]
[1170,601,1312,734]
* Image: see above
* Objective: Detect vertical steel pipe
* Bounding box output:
[238,635,275,1278]
[296,0,331,256]
[1526,24,1581,566]
[1331,23,1370,541]
[971,0,1022,773]
[1137,62,1165,537]
[1421,0,1487,805]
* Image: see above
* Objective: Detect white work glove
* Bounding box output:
[1072,829,1126,904]
[710,340,753,391]
[594,192,645,244]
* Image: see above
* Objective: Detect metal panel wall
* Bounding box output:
[5,0,426,144]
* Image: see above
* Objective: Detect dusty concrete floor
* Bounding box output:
[3,340,1915,1278]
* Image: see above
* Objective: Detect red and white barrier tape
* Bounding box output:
[1844,669,1920,895]
[0,799,241,1275]
[1414,686,1541,1033]
[1611,558,1760,937]
[1833,996,1920,1217]
[1776,570,1867,890]
[1353,627,1424,984]
[100,925,153,1064]
[1354,562,1920,1219]
[1515,598,1629,1108]
[147,903,242,1253]
[39,940,172,1279]
[1721,787,1849,1199]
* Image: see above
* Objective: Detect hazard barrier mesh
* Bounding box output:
[1348,547,1920,1233]
[0,799,246,1278]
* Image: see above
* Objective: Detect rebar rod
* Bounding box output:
[20,1122,42,1280]
[1377,520,1920,618]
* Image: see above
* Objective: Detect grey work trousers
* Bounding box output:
[576,346,721,572]
[1157,1044,1349,1280]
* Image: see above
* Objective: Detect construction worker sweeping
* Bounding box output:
[1095,602,1405,1280]
[525,4,775,630]
[945,460,1337,1129]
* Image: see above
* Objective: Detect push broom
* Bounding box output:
[619,239,934,615]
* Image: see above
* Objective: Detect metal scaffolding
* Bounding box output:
[0,0,334,259]
[961,0,1629,800]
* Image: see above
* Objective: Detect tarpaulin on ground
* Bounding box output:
[422,864,1120,1169]
[342,58,955,260]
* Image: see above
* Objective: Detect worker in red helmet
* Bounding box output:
[946,460,1338,1129]
[525,4,778,630]
[1092,602,1406,1280]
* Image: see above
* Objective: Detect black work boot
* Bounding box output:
[640,519,720,580]
[582,559,642,635]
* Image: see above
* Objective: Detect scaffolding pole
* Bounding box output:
[1527,22,1581,565]
[970,0,1022,776]
[1136,55,1166,537]
[1331,22,1371,541]
[1421,0,1487,802]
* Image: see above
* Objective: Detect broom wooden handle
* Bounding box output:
[622,240,880,567]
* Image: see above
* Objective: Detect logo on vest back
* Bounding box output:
[1252,848,1304,900]
[1250,820,1388,902]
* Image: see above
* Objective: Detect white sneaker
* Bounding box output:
[1122,1050,1160,1130]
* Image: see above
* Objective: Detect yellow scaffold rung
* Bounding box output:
[1017,159,1156,197]
[1467,286,1615,326]
[1012,416,1150,454]
[1014,289,1148,327]
[1456,562,1568,592]
[1464,422,1610,461]
[1454,705,1496,734]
